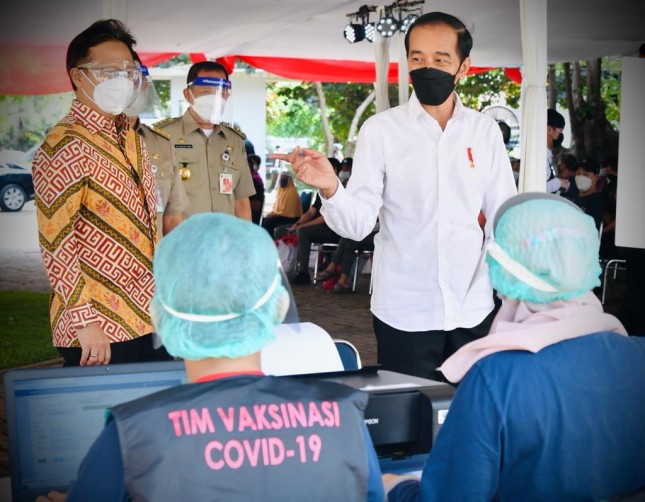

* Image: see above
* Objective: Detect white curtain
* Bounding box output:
[374,6,391,113]
[398,32,409,105]
[518,0,547,193]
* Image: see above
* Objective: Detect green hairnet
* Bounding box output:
[151,213,289,360]
[486,192,601,303]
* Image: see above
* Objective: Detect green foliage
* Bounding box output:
[549,57,622,127]
[266,71,521,151]
[0,93,73,150]
[156,54,191,68]
[317,83,375,143]
[457,69,521,111]
[155,80,171,116]
[266,81,399,151]
[267,82,324,149]
[0,291,59,369]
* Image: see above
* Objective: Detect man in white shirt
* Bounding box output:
[272,12,516,380]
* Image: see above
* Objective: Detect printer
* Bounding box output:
[297,367,455,471]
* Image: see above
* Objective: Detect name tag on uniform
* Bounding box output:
[155,187,165,212]
[220,173,233,194]
[174,144,193,149]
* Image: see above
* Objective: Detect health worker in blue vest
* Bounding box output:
[383,193,645,501]
[37,213,384,502]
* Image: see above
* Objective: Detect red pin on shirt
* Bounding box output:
[467,147,475,168]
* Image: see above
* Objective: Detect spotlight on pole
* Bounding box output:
[344,23,366,43]
[376,12,399,38]
[364,22,376,42]
[400,13,418,34]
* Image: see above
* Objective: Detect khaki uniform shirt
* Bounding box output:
[155,111,255,217]
[136,122,189,234]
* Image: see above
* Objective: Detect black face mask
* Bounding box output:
[552,132,564,149]
[409,66,458,106]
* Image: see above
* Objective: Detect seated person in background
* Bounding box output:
[338,157,353,187]
[247,154,265,225]
[574,158,605,230]
[38,213,383,502]
[274,158,342,286]
[286,190,340,286]
[556,152,579,203]
[384,192,645,501]
[261,171,302,237]
[315,223,378,294]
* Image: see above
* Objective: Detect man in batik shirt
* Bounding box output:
[33,19,171,366]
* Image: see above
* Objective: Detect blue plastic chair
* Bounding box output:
[333,339,362,370]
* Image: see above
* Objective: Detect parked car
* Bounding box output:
[0,162,35,211]
[0,145,38,212]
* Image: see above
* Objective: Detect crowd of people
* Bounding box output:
[30,12,644,502]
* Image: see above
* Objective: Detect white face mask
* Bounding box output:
[575,175,593,192]
[81,72,136,115]
[190,91,228,124]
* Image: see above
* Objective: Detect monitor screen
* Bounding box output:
[5,361,187,501]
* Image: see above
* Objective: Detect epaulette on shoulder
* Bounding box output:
[225,123,247,140]
[153,116,180,130]
[147,125,171,140]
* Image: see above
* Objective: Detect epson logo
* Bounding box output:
[364,418,379,425]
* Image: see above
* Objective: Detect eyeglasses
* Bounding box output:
[77,60,142,83]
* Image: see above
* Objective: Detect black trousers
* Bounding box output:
[373,306,499,382]
[57,333,173,367]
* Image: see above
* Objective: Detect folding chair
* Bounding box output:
[351,249,374,292]
[601,258,627,304]
[311,242,339,284]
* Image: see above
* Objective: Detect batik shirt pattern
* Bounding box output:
[33,100,158,347]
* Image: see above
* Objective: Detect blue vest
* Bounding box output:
[109,375,371,501]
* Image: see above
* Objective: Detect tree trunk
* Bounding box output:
[315,82,335,156]
[560,60,619,162]
[563,62,583,156]
[547,65,557,108]
[583,59,619,161]
[345,89,376,157]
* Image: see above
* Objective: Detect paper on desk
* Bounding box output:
[261,322,344,376]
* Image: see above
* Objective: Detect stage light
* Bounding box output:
[344,23,366,43]
[343,2,423,43]
[400,13,418,34]
[376,14,399,38]
[364,22,376,42]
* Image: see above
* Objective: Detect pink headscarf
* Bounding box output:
[439,291,627,383]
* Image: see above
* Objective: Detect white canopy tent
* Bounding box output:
[0,0,643,193]
[1,0,641,66]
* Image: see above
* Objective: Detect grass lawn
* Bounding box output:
[0,291,58,370]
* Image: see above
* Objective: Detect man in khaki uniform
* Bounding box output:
[136,122,189,234]
[156,61,254,220]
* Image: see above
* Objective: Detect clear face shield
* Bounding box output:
[188,76,233,125]
[124,65,164,119]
